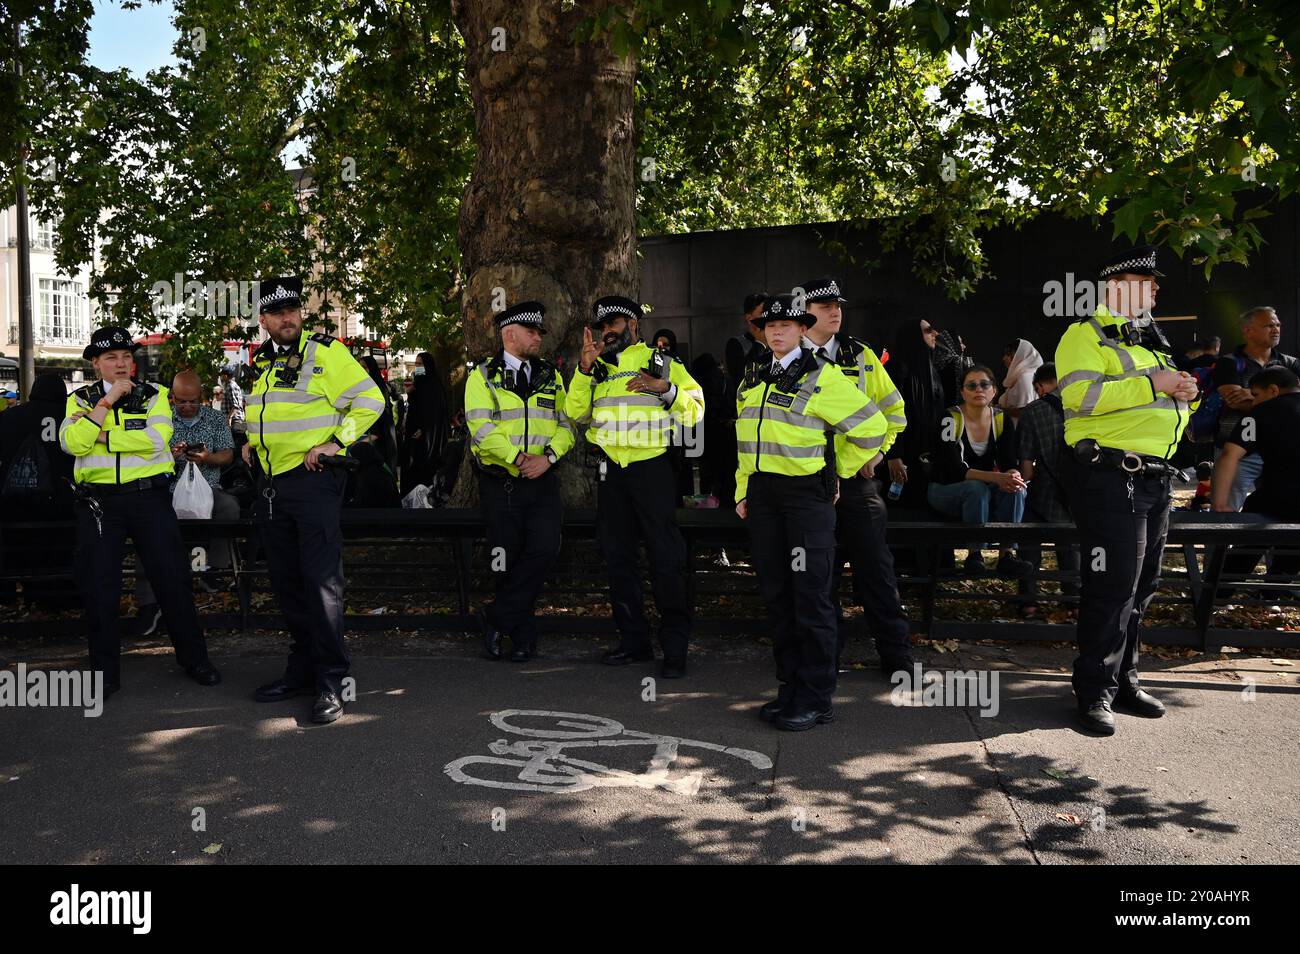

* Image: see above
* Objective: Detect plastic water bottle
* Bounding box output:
[887,480,904,501]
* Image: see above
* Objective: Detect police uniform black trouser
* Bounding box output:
[747,472,839,710]
[480,468,562,649]
[74,481,210,686]
[596,452,692,660]
[253,467,349,694]
[833,474,911,664]
[1064,455,1170,705]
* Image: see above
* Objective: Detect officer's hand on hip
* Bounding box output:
[305,441,341,471]
[105,378,134,405]
[858,452,883,478]
[832,477,840,505]
[735,499,747,520]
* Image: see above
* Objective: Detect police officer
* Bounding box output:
[799,276,915,676]
[242,277,385,724]
[466,301,576,662]
[736,294,888,731]
[566,295,704,678]
[1056,246,1199,735]
[59,326,220,695]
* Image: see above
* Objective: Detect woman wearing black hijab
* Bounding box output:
[400,352,449,495]
[885,318,946,507]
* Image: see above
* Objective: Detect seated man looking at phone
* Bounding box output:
[136,370,239,633]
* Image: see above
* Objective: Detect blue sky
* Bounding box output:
[86,0,178,77]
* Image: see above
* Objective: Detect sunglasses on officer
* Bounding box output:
[963,379,995,390]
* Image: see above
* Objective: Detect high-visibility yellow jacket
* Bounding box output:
[811,333,907,457]
[60,381,175,484]
[465,354,576,475]
[1056,305,1193,459]
[734,348,888,502]
[565,341,704,468]
[247,333,385,476]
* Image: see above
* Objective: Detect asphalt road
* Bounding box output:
[1,639,1297,864]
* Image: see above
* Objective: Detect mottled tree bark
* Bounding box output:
[451,0,637,505]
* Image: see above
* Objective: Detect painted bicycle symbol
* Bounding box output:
[443,709,774,796]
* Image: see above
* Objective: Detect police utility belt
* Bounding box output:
[79,474,171,497]
[1072,438,1190,483]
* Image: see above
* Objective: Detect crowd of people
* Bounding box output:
[3,248,1297,733]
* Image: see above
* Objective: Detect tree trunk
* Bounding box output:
[451,0,636,507]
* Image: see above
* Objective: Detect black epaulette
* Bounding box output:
[837,334,865,364]
[72,383,100,406]
[310,332,336,346]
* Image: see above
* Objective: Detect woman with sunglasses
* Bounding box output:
[926,364,1034,578]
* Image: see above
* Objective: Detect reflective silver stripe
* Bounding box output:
[75,451,170,471]
[146,413,170,426]
[885,415,908,425]
[489,407,526,421]
[1058,369,1102,391]
[1060,367,1151,391]
[788,362,825,414]
[879,387,903,407]
[832,400,881,434]
[464,406,495,418]
[1063,396,1181,420]
[737,441,824,459]
[1090,324,1137,372]
[846,433,885,450]
[334,378,376,407]
[471,422,497,446]
[255,414,343,433]
[593,418,671,433]
[1079,380,1105,416]
[348,396,386,413]
[594,394,663,408]
[738,405,822,430]
[247,390,320,406]
[294,340,320,392]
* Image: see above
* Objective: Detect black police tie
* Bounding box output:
[515,366,529,400]
[817,347,828,361]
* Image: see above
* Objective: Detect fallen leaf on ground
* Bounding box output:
[1055,812,1083,826]
[1044,767,1071,780]
[202,843,222,854]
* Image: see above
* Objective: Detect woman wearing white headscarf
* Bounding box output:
[999,338,1044,420]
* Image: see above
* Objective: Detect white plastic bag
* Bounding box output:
[401,483,432,509]
[173,461,214,519]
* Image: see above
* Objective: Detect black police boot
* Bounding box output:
[185,660,222,686]
[660,657,687,679]
[312,690,344,725]
[879,652,916,679]
[759,685,795,722]
[1076,700,1116,735]
[479,608,504,661]
[777,706,835,732]
[602,646,654,666]
[253,677,315,703]
[509,636,536,663]
[995,553,1036,580]
[1114,687,1165,718]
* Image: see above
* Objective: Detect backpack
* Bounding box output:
[1,433,55,500]
[1186,355,1246,443]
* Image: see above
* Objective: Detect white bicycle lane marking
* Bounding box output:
[443,709,775,796]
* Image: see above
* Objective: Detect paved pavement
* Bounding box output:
[1,636,1297,864]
